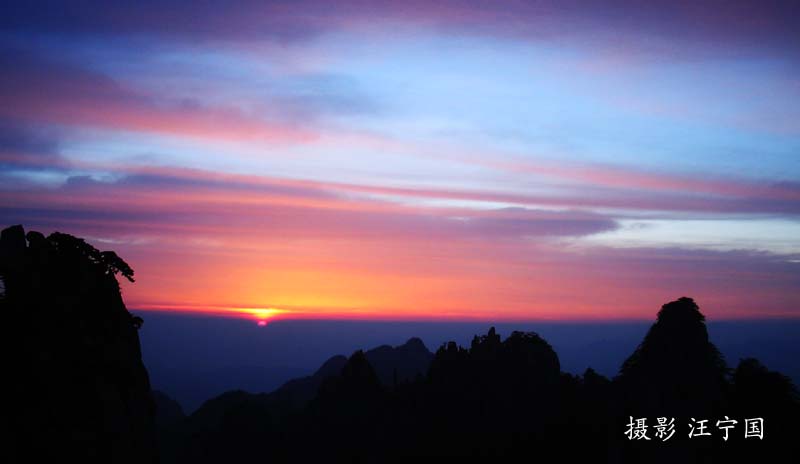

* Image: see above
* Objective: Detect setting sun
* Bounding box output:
[238,307,288,324]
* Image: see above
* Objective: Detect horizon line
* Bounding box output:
[130,305,800,325]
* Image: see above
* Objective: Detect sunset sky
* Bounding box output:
[2,1,799,322]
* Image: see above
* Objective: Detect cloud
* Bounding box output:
[0,47,319,143]
[480,155,800,203]
[0,167,619,242]
[5,161,800,225]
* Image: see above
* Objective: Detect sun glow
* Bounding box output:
[238,307,288,325]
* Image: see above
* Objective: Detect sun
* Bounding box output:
[235,307,287,325]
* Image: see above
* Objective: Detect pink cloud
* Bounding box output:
[0,48,317,143]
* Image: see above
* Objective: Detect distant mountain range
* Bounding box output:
[154,298,800,464]
[156,336,434,426]
[143,317,800,414]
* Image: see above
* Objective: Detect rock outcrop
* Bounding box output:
[1,225,157,463]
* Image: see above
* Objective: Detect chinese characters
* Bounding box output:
[625,417,763,441]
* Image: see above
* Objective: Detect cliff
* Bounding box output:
[1,225,157,463]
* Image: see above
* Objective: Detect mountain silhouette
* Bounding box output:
[162,300,798,464]
[1,225,157,464]
[362,337,433,386]
[178,336,433,428]
[613,297,729,463]
[268,354,348,407]
[617,297,728,416]
[269,336,433,407]
[166,337,434,462]
[153,390,186,429]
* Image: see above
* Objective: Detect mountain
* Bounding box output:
[268,354,348,407]
[153,390,186,429]
[617,296,729,417]
[1,225,157,464]
[363,336,433,386]
[186,336,434,421]
[148,364,307,413]
[168,336,433,460]
[162,298,799,464]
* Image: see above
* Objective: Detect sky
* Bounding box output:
[2,0,800,322]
